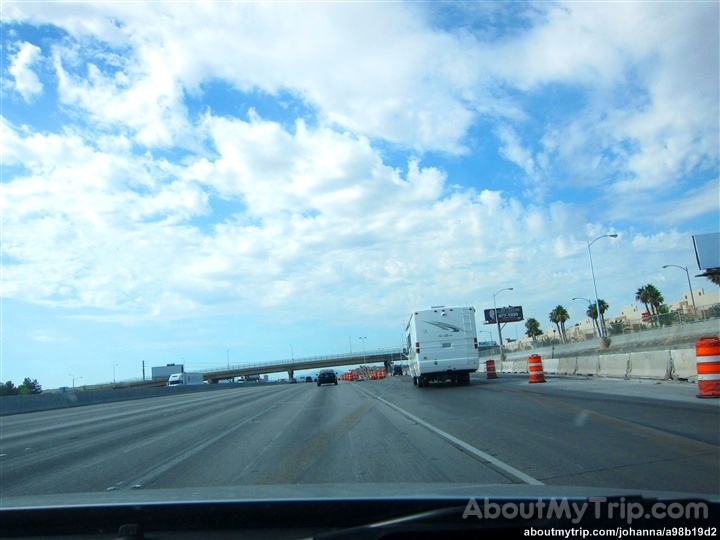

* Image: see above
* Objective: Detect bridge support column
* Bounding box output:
[288,369,294,380]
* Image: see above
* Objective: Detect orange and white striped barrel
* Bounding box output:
[696,336,720,399]
[528,354,546,383]
[486,359,498,379]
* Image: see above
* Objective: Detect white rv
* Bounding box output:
[405,306,479,387]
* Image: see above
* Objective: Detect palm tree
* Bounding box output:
[644,284,665,315]
[549,305,570,343]
[525,318,542,341]
[586,299,609,337]
[707,273,720,286]
[635,285,652,317]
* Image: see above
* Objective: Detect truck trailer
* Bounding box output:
[405,306,479,387]
[152,364,184,380]
[166,372,204,386]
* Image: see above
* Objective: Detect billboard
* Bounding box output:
[484,306,524,324]
[693,233,720,270]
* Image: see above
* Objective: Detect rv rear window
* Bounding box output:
[442,343,452,348]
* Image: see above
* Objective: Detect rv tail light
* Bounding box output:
[474,337,478,349]
[415,342,420,353]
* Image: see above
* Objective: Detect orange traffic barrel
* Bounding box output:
[486,359,498,379]
[696,336,720,398]
[528,354,546,383]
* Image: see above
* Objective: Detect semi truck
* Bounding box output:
[166,372,204,386]
[405,306,479,387]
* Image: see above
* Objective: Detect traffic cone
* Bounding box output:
[696,336,720,398]
[528,354,546,383]
[486,359,498,379]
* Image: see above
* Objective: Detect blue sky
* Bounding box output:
[2,1,718,389]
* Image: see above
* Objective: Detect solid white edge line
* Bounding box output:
[372,392,544,486]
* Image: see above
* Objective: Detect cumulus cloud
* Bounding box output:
[8,41,44,100]
[0,1,716,332]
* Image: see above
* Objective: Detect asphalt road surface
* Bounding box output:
[1,375,718,500]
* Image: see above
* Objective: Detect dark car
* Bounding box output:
[305,376,313,383]
[317,370,337,386]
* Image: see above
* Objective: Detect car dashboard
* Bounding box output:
[1,485,718,539]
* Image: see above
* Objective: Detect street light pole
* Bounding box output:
[663,265,697,321]
[359,337,367,364]
[479,329,492,343]
[290,344,294,362]
[493,288,513,360]
[588,234,618,338]
[226,349,230,369]
[69,374,82,388]
[113,364,118,384]
[572,296,596,338]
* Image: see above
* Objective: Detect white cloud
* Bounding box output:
[8,41,44,101]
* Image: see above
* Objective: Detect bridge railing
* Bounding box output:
[196,347,405,374]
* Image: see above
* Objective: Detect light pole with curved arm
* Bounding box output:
[359,337,367,364]
[572,296,596,338]
[493,287,513,359]
[663,264,697,321]
[588,234,617,338]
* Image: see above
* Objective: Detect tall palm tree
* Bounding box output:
[644,284,665,315]
[586,299,609,337]
[549,305,570,343]
[635,285,651,316]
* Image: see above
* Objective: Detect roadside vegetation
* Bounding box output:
[521,275,719,344]
[1,378,43,396]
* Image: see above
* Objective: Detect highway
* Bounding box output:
[1,375,718,500]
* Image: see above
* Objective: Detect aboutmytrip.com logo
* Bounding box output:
[462,497,709,526]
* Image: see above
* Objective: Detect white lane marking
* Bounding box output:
[365,389,544,486]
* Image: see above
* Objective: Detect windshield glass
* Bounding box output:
[1,0,718,530]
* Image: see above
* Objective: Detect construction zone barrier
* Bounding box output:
[528,354,545,383]
[628,351,671,380]
[576,355,598,376]
[486,359,498,379]
[556,357,577,376]
[670,349,697,381]
[696,336,720,399]
[512,359,528,373]
[542,358,559,374]
[597,353,630,379]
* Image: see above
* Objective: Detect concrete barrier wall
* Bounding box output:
[556,357,577,375]
[500,361,513,373]
[598,353,630,378]
[543,358,559,374]
[629,351,671,380]
[576,356,599,376]
[670,349,697,381]
[0,383,250,417]
[513,360,528,373]
[489,319,719,364]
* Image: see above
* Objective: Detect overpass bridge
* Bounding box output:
[112,348,407,388]
[200,348,406,383]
